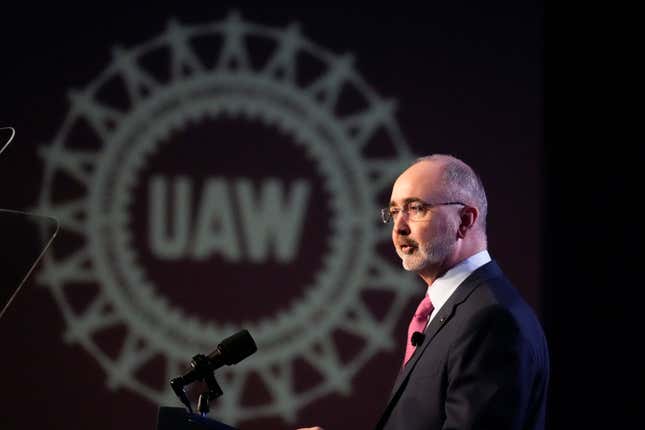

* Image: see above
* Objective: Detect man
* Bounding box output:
[298,154,549,430]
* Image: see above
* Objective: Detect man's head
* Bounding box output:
[387,154,488,283]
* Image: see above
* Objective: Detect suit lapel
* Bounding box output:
[389,288,459,395]
[386,261,502,400]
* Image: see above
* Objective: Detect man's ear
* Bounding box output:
[457,206,478,239]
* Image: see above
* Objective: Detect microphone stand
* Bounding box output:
[170,354,223,416]
[194,354,224,417]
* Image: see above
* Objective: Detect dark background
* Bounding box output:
[1,2,623,429]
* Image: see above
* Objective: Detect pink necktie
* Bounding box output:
[403,295,433,368]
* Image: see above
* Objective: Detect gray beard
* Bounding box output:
[401,236,454,272]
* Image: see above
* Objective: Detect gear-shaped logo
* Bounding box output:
[36,12,418,425]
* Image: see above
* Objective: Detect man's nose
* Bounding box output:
[393,213,410,235]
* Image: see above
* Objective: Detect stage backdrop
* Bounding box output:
[0,4,543,430]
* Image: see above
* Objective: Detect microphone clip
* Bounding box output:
[192,354,224,400]
[170,354,224,415]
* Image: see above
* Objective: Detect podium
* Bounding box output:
[156,407,239,430]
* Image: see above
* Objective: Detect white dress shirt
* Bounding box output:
[426,250,491,324]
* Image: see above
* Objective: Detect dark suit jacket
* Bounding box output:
[375,260,549,430]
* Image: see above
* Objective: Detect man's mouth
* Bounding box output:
[399,242,418,253]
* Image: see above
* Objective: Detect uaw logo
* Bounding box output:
[36,12,418,425]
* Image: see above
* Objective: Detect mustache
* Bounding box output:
[399,239,419,247]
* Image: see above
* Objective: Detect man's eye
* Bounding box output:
[390,208,401,216]
[409,204,425,214]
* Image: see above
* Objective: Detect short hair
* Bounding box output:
[413,154,488,230]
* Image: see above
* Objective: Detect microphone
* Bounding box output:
[170,329,257,413]
[172,329,257,387]
[411,331,425,347]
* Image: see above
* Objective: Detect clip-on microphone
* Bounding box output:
[411,331,425,347]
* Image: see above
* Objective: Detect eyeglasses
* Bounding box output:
[380,201,465,224]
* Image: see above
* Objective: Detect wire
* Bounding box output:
[0,210,60,321]
[0,126,16,156]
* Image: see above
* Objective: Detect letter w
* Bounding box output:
[236,179,311,262]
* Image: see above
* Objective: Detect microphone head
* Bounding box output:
[411,331,425,347]
[217,329,257,365]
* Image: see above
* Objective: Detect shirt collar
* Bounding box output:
[426,250,491,320]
